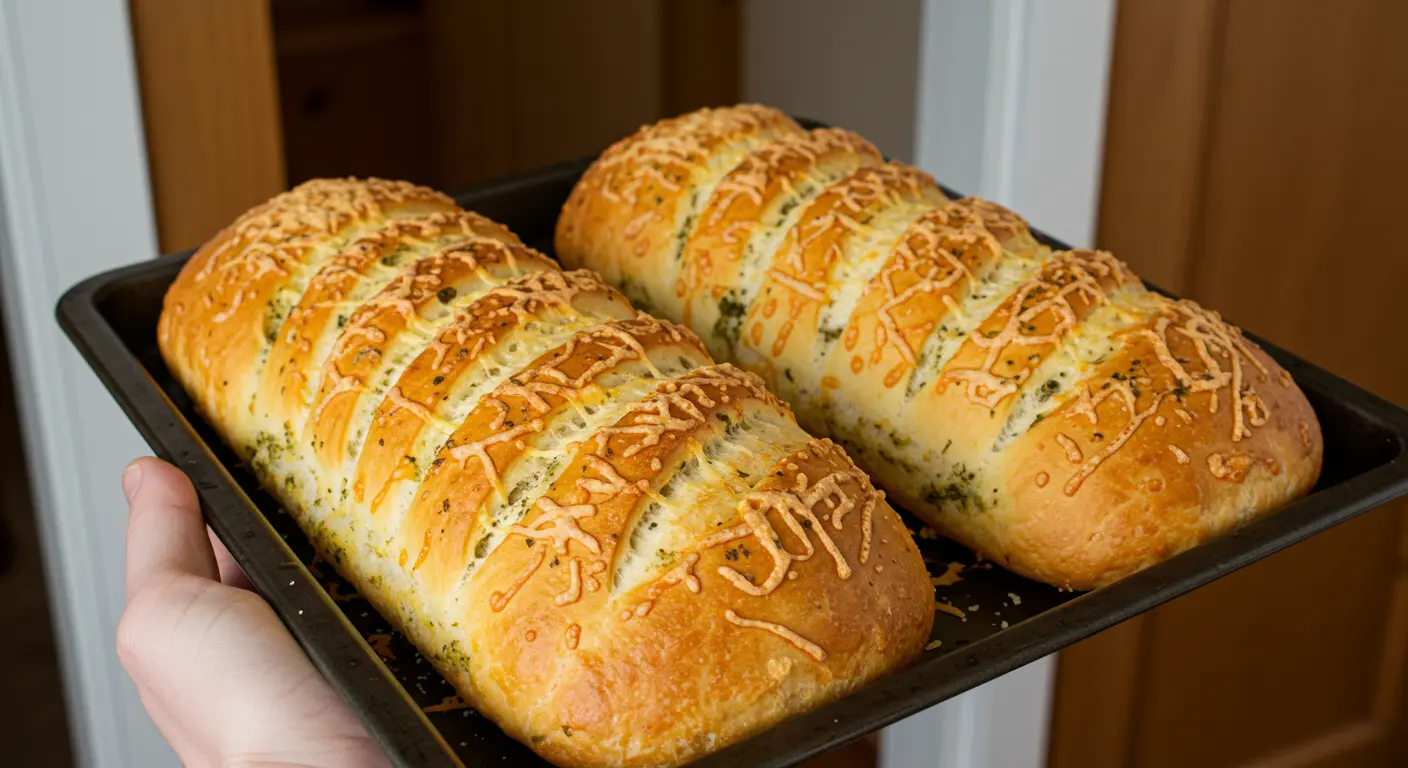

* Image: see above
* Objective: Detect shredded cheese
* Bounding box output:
[724,609,826,662]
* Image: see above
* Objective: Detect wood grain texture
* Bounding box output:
[423,0,515,186]
[1093,0,1222,294]
[506,0,663,170]
[1192,0,1408,403]
[1056,0,1408,765]
[275,5,431,186]
[1133,508,1403,767]
[1047,617,1147,768]
[129,0,286,252]
[662,0,741,115]
[1154,2,1408,755]
[1384,574,1408,762]
[423,0,740,189]
[275,0,739,192]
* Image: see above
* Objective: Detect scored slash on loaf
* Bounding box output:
[157,178,934,767]
[556,104,1324,590]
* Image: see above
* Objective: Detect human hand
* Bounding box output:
[117,457,389,768]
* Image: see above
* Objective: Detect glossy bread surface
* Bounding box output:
[557,105,1323,590]
[158,178,934,767]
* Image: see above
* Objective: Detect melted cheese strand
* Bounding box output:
[724,609,827,662]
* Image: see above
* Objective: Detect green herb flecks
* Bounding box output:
[713,291,748,354]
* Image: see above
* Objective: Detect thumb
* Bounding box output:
[123,457,219,598]
[117,458,389,767]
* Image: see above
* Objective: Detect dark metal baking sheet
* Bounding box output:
[58,156,1408,767]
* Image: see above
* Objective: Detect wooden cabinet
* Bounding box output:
[131,0,739,252]
[128,0,286,254]
[1050,2,1408,766]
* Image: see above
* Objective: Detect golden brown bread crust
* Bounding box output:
[673,128,881,341]
[258,211,521,435]
[158,177,934,767]
[465,374,930,766]
[557,105,804,322]
[158,179,459,441]
[990,301,1322,587]
[556,104,1325,591]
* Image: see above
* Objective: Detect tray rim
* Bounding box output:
[57,165,1408,768]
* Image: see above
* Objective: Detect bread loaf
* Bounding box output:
[157,178,934,767]
[556,104,1324,590]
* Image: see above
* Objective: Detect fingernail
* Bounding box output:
[123,461,144,503]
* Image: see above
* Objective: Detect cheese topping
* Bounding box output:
[943,249,1133,408]
[871,203,998,367]
[623,554,702,621]
[448,420,544,493]
[490,548,546,613]
[577,454,646,498]
[724,609,826,662]
[754,164,939,365]
[511,498,602,557]
[193,180,440,320]
[1207,451,1256,482]
[383,387,457,434]
[934,601,966,620]
[1137,300,1270,443]
[594,365,772,459]
[1064,390,1167,496]
[715,464,866,597]
[176,164,948,722]
[312,364,363,422]
[588,105,788,213]
[1055,433,1083,464]
[484,438,662,614]
[554,558,584,606]
[698,524,752,550]
[703,129,875,230]
[769,270,828,301]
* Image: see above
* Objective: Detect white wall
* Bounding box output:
[915,0,1116,248]
[743,0,923,161]
[0,1,175,765]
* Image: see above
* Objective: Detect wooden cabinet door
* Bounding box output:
[133,0,741,252]
[1050,1,1408,766]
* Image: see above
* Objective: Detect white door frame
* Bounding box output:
[0,1,173,765]
[881,2,1116,767]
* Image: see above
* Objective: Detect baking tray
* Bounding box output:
[58,156,1408,767]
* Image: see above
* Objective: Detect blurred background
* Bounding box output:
[0,0,1404,766]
